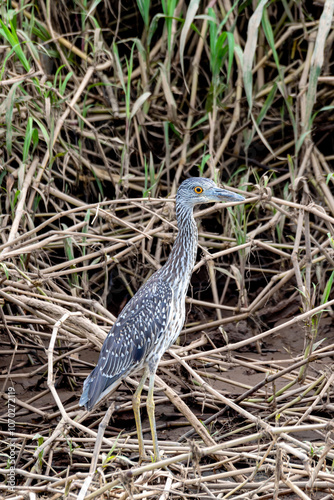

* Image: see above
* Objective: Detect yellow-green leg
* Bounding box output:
[132,368,148,461]
[147,369,160,462]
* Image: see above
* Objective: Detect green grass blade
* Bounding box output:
[225,31,235,82]
[33,117,50,146]
[59,72,73,96]
[137,0,150,28]
[321,270,334,305]
[23,117,33,163]
[0,19,31,71]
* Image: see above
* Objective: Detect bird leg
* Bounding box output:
[132,368,148,461]
[147,367,160,462]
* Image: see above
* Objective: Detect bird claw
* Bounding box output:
[138,453,149,464]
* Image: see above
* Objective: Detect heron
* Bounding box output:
[80,177,244,461]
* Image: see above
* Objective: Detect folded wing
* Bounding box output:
[80,278,173,410]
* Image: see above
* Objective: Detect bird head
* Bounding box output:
[176,178,245,207]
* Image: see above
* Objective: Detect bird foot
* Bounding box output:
[138,453,149,464]
[137,451,161,463]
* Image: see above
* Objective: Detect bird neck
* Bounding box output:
[160,202,198,290]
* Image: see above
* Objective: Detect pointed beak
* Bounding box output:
[206,187,245,203]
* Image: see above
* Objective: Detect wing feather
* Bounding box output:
[80,277,174,410]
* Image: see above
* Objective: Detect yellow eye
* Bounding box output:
[194,186,203,194]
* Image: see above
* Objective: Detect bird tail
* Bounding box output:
[79,371,96,410]
[79,366,121,411]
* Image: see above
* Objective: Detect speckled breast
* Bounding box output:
[152,294,186,364]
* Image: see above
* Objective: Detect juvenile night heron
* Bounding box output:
[80,177,244,461]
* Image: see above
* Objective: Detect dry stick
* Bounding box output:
[298,30,315,133]
[193,242,251,273]
[256,61,306,100]
[170,351,271,432]
[42,0,80,87]
[291,209,306,299]
[213,0,242,168]
[22,312,82,488]
[172,15,208,195]
[0,197,163,253]
[155,375,215,448]
[222,441,276,500]
[269,196,334,225]
[179,297,334,359]
[77,405,114,500]
[2,157,39,255]
[207,260,222,321]
[304,211,312,295]
[83,426,330,500]
[37,225,164,275]
[0,234,67,261]
[283,477,312,500]
[297,206,314,383]
[178,355,315,442]
[0,69,43,86]
[27,61,111,212]
[5,479,332,497]
[297,372,334,425]
[165,465,321,493]
[183,242,329,334]
[155,375,246,483]
[98,207,153,240]
[33,419,69,469]
[46,90,116,184]
[306,439,334,490]
[1,391,47,418]
[311,151,334,216]
[247,209,281,239]
[33,314,117,460]
[277,442,312,476]
[11,1,94,64]
[36,199,245,277]
[131,201,178,231]
[252,238,290,258]
[213,54,242,169]
[47,311,83,407]
[247,234,333,316]
[0,292,81,348]
[262,139,295,165]
[253,22,317,75]
[0,335,18,392]
[274,443,282,500]
[296,142,314,179]
[0,291,106,346]
[118,475,160,500]
[185,296,248,313]
[3,286,115,324]
[2,220,87,257]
